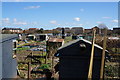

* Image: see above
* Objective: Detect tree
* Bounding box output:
[52,30,60,36]
[35,28,44,33]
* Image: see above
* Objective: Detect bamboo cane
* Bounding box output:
[100,28,107,79]
[88,29,96,80]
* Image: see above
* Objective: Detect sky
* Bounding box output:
[2,0,120,2]
[2,2,118,30]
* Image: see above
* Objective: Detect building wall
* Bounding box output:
[0,36,2,80]
[2,40,17,78]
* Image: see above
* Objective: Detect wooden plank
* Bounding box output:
[27,55,46,58]
[88,29,96,80]
[100,28,107,79]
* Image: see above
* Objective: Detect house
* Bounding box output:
[27,28,39,34]
[2,28,22,33]
[46,38,64,58]
[71,27,84,35]
[0,34,18,79]
[84,29,92,34]
[29,28,39,31]
[92,26,101,34]
[54,27,62,32]
[64,27,71,33]
[54,39,108,80]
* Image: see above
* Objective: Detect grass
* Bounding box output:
[17,40,35,47]
[64,36,73,43]
[38,64,50,69]
[16,47,30,50]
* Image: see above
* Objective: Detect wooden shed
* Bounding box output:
[55,39,108,80]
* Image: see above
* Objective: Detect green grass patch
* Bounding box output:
[38,64,50,69]
[16,47,30,50]
[64,36,73,43]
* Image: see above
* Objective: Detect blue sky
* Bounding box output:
[2,2,118,30]
[2,0,120,2]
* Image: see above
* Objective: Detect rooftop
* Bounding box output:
[0,34,18,43]
[48,38,64,42]
[58,38,108,52]
[2,28,22,30]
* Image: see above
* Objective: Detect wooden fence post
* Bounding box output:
[100,28,107,79]
[88,29,96,80]
[28,62,31,80]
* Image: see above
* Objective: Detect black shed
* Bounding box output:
[55,39,108,80]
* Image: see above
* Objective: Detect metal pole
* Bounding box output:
[88,29,96,80]
[100,28,107,79]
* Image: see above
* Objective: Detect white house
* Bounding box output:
[0,34,18,79]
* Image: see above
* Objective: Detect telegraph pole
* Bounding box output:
[88,29,96,80]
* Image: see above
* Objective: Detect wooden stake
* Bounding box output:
[88,29,96,80]
[100,28,107,79]
[28,62,31,80]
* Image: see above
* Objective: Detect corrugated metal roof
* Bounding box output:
[0,34,18,43]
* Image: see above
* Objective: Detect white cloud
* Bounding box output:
[13,18,17,22]
[96,21,103,24]
[57,24,61,26]
[74,17,80,21]
[78,24,83,26]
[12,18,27,25]
[2,18,9,21]
[80,8,84,12]
[24,6,40,9]
[32,22,38,25]
[2,18,27,26]
[102,17,111,19]
[112,20,118,23]
[2,18,10,23]
[50,20,57,24]
[14,22,27,25]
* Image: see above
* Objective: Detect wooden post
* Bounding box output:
[45,53,47,64]
[88,29,96,80]
[31,52,33,63]
[100,28,107,79]
[28,62,31,80]
[52,56,54,71]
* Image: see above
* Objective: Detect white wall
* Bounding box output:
[0,34,2,80]
[0,38,2,80]
[2,40,17,78]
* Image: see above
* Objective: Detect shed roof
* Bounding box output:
[58,39,107,51]
[2,28,22,30]
[48,38,64,43]
[0,34,18,43]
